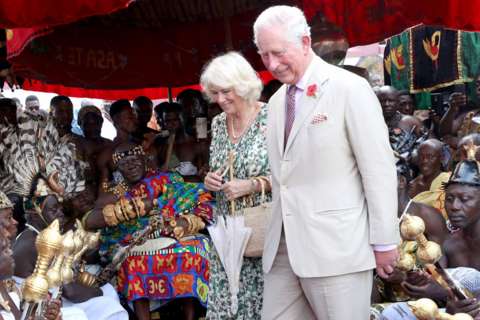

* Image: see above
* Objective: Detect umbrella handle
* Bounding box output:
[229,151,235,216]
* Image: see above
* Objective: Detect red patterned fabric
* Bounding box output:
[6,0,480,99]
[0,0,131,29]
[302,0,480,47]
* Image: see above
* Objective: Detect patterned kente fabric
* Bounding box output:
[99,170,214,306]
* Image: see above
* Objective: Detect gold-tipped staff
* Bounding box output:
[21,219,63,320]
[399,214,473,300]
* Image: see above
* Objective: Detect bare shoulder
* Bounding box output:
[442,232,467,256]
[413,202,448,243]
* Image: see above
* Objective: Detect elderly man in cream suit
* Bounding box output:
[253,6,400,320]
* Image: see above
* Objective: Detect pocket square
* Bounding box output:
[310,113,328,124]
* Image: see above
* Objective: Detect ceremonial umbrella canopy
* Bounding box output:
[4,0,480,99]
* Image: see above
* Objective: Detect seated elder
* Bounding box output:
[85,142,214,320]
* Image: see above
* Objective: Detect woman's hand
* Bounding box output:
[204,171,223,192]
[221,179,252,201]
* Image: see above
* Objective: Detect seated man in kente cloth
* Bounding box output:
[379,145,480,319]
[85,142,214,320]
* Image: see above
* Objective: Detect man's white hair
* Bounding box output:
[200,51,262,105]
[253,5,311,48]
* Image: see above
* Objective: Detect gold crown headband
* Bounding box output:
[112,145,145,166]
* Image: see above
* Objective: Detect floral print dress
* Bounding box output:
[206,105,271,319]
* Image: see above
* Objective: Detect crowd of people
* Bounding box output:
[2,4,480,320]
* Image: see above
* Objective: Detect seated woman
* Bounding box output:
[85,142,214,320]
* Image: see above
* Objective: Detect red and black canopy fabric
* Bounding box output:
[4,0,480,99]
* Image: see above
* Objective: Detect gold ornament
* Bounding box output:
[61,226,84,284]
[416,234,442,265]
[22,220,63,303]
[402,240,418,253]
[46,231,70,288]
[400,214,426,240]
[102,204,118,226]
[408,298,473,320]
[73,230,100,263]
[396,251,416,271]
[77,263,96,288]
[399,215,442,265]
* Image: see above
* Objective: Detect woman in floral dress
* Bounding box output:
[201,52,272,319]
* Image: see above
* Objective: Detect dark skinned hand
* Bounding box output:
[402,271,448,301]
[446,296,480,319]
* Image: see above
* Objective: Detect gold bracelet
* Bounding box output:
[119,197,128,220]
[139,199,146,216]
[114,202,125,222]
[102,204,118,226]
[121,197,136,220]
[134,198,146,216]
[250,178,259,194]
[131,198,140,218]
[120,198,132,221]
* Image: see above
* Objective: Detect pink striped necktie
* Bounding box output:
[284,84,297,148]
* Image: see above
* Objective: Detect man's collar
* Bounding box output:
[294,57,316,91]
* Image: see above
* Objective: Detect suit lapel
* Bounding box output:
[284,59,330,155]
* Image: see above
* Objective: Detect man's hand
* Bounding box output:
[401,272,448,301]
[446,297,480,318]
[382,268,406,284]
[43,298,62,320]
[374,248,399,279]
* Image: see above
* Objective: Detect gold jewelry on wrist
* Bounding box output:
[250,178,259,193]
[131,198,140,218]
[121,197,136,220]
[102,204,118,226]
[114,202,125,222]
[134,197,146,216]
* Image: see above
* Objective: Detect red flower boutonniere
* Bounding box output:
[306,84,317,98]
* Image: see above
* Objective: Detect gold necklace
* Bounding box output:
[229,105,258,140]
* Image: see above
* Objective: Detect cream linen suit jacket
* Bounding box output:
[264,56,400,277]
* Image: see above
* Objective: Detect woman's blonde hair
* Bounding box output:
[200,51,263,104]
